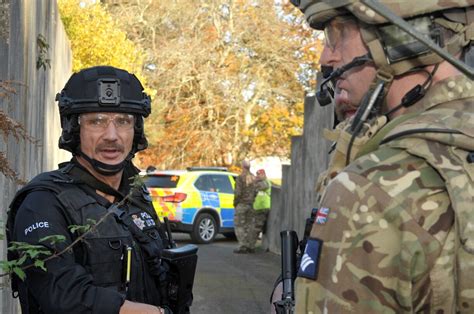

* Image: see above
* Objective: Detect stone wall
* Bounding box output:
[0,0,72,312]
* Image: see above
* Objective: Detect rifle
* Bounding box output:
[273,230,298,314]
[271,208,318,313]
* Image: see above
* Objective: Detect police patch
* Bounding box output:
[24,221,50,236]
[297,238,323,280]
[132,215,146,230]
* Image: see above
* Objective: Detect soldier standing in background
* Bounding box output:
[290,0,474,312]
[233,160,257,254]
[252,169,272,240]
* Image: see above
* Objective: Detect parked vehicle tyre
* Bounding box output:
[191,213,217,244]
[222,232,236,240]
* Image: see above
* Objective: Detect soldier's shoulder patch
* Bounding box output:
[315,207,330,225]
[297,238,323,280]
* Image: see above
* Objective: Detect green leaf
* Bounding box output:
[0,260,13,273]
[39,235,66,245]
[68,224,91,234]
[27,248,52,259]
[86,218,96,225]
[34,260,47,271]
[16,254,27,266]
[8,241,46,251]
[13,267,26,281]
[130,174,144,188]
[69,219,96,234]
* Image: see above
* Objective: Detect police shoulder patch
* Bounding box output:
[297,238,323,280]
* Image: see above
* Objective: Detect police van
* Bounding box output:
[142,167,238,244]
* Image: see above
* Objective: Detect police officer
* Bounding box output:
[8,66,170,313]
[290,1,474,312]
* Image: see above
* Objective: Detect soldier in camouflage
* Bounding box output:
[290,0,474,313]
[233,160,257,254]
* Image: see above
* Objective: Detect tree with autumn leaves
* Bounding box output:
[27,0,322,175]
[105,0,323,170]
[1,0,322,178]
[57,0,152,91]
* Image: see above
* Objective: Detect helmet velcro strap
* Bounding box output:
[434,17,474,53]
[467,23,474,43]
[360,26,392,71]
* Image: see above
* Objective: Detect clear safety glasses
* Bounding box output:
[323,16,358,52]
[78,113,135,131]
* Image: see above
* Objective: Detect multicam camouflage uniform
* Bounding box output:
[289,0,474,312]
[295,75,474,313]
[234,171,257,250]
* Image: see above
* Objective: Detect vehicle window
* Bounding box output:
[194,175,215,192]
[211,175,233,194]
[143,175,180,188]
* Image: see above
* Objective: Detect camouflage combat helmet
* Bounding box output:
[293,0,473,79]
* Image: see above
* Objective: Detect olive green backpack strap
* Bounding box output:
[356,112,419,158]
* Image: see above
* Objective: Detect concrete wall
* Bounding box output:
[0,0,72,312]
[263,95,334,254]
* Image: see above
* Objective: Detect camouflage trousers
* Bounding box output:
[234,203,256,250]
[254,210,269,235]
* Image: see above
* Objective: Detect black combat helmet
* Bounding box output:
[57,65,151,153]
[56,66,151,174]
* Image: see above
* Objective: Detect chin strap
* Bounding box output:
[77,150,133,176]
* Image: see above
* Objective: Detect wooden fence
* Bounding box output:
[263,95,334,254]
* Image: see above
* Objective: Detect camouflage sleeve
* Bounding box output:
[295,147,455,313]
[254,179,270,192]
[234,176,243,206]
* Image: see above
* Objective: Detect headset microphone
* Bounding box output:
[316,54,373,107]
[316,66,334,106]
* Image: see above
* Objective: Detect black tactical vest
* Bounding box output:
[7,162,168,312]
